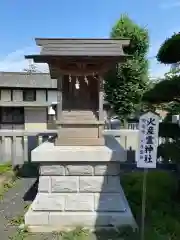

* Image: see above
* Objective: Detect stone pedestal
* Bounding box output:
[25,139,136,232]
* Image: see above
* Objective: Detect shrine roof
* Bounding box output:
[25,38,130,60]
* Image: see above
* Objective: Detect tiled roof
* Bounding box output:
[0,72,57,89]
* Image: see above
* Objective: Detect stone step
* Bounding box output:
[63,112,96,115]
[62,115,96,119]
[62,111,97,116]
[62,111,98,123]
[59,127,99,138]
[56,120,102,125]
[55,137,105,146]
[61,118,98,123]
[62,117,97,121]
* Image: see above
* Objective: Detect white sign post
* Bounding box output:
[137,112,160,169]
[136,112,160,240]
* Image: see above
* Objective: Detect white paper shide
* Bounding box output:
[137,112,160,168]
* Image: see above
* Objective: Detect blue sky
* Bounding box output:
[0,0,179,77]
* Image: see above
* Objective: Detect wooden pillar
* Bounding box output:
[57,75,62,121]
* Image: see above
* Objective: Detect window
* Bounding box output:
[23,90,36,101]
[0,107,24,124]
[1,107,12,123]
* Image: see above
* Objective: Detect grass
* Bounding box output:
[52,227,90,240]
[9,204,30,226]
[0,179,17,200]
[9,231,29,240]
[121,170,180,240]
[8,204,30,240]
[9,227,135,240]
[0,162,18,200]
[0,161,12,174]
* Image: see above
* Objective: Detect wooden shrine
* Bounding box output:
[25,38,130,146]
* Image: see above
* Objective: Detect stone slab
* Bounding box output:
[51,176,79,193]
[65,193,94,211]
[94,193,126,212]
[38,176,51,192]
[31,193,65,211]
[38,175,122,194]
[79,176,104,192]
[94,163,120,176]
[39,163,121,176]
[31,140,126,163]
[40,165,65,176]
[79,176,121,193]
[25,210,49,226]
[25,209,136,230]
[31,192,126,212]
[65,164,93,176]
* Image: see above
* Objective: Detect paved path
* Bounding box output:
[0,178,37,239]
[0,177,125,239]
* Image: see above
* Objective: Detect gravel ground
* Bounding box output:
[0,177,125,240]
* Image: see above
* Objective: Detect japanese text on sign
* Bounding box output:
[137,112,160,168]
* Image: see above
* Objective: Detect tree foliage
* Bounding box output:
[143,64,180,105]
[143,72,180,104]
[104,14,149,121]
[142,27,180,117]
[157,33,180,64]
[143,32,180,105]
[24,63,41,73]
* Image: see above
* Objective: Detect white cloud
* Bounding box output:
[0,46,49,72]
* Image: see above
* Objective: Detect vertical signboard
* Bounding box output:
[137,112,160,168]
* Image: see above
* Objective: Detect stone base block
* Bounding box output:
[25,140,135,232]
[25,208,136,232]
[31,139,126,163]
[25,184,136,232]
[30,193,126,212]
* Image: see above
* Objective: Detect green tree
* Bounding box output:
[143,33,180,105]
[157,32,180,64]
[104,14,149,123]
[143,68,180,104]
[142,34,180,122]
[142,33,180,164]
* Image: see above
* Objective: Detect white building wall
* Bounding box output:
[36,90,46,102]
[47,90,57,104]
